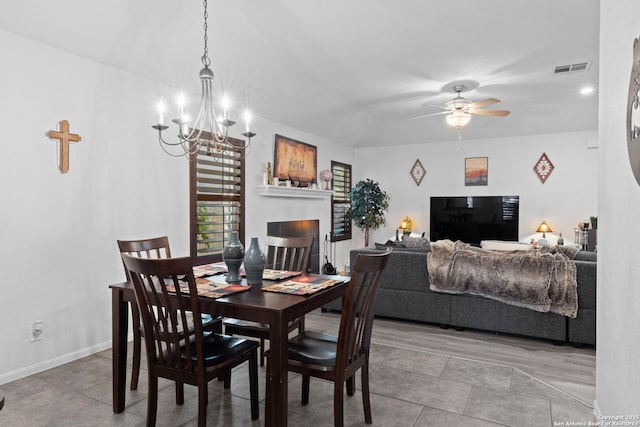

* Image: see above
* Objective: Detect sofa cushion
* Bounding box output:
[393,246,431,253]
[574,250,597,262]
[539,244,580,259]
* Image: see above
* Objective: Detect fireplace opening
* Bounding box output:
[266,219,320,273]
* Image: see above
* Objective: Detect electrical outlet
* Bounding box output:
[30,320,43,342]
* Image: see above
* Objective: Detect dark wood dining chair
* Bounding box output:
[117,236,222,390]
[121,254,259,427]
[273,249,391,427]
[224,235,314,365]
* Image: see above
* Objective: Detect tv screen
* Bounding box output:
[430,196,519,245]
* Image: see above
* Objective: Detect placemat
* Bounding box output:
[167,278,250,299]
[261,276,344,295]
[192,262,228,278]
[192,265,300,281]
[261,269,301,280]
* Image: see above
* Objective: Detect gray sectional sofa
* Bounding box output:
[324,246,596,345]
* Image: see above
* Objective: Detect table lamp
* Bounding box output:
[399,216,412,236]
[536,221,552,246]
[536,221,552,238]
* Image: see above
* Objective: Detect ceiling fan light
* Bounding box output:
[446,111,472,128]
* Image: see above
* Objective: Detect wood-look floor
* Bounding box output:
[310,309,596,406]
[0,308,595,426]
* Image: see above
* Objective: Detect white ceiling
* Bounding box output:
[0,0,600,147]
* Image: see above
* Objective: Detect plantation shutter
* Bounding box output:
[330,161,352,242]
[190,139,245,265]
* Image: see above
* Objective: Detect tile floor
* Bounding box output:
[0,310,596,426]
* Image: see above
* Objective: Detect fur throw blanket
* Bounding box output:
[427,240,578,318]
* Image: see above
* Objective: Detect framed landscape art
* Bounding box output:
[465,157,488,186]
[273,134,317,186]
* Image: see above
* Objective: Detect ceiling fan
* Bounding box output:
[410,84,510,138]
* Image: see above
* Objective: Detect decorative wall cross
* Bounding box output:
[48,120,82,173]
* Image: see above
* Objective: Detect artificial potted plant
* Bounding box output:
[346,178,390,247]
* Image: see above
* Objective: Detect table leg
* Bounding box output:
[266,313,289,427]
[112,289,129,413]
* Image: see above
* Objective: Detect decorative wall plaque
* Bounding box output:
[627,36,640,186]
[410,159,426,185]
[534,152,554,183]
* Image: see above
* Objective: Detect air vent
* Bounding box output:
[554,61,591,74]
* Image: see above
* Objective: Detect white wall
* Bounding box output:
[352,131,599,248]
[0,29,190,382]
[238,116,355,273]
[241,116,354,252]
[595,0,640,417]
[0,30,352,383]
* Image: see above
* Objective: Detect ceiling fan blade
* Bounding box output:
[421,103,449,110]
[409,111,450,120]
[472,109,510,117]
[468,98,500,109]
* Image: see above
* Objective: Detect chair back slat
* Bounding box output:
[266,236,314,273]
[117,236,171,280]
[122,254,204,374]
[336,250,390,370]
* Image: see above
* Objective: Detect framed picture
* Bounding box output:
[465,157,488,186]
[274,134,317,186]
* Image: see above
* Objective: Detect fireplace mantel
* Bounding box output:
[256,185,333,199]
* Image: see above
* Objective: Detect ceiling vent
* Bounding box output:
[553,61,591,74]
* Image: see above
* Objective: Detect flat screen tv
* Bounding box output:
[430,196,519,245]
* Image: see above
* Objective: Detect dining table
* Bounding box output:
[110,271,348,427]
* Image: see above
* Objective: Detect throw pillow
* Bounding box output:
[401,235,431,249]
[480,240,533,252]
[374,240,406,250]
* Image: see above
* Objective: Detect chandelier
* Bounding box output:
[151,0,256,158]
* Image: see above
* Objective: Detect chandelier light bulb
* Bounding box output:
[221,95,230,117]
[177,92,186,117]
[157,99,165,125]
[244,110,252,132]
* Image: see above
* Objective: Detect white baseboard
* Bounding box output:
[0,341,113,385]
[594,399,602,421]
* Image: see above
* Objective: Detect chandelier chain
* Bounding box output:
[202,0,210,68]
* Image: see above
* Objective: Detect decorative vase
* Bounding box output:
[244,237,266,285]
[223,231,244,283]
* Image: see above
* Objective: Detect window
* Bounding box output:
[330,161,352,242]
[190,139,245,265]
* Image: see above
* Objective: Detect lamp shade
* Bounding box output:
[536,221,552,233]
[446,110,472,128]
[399,216,412,229]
